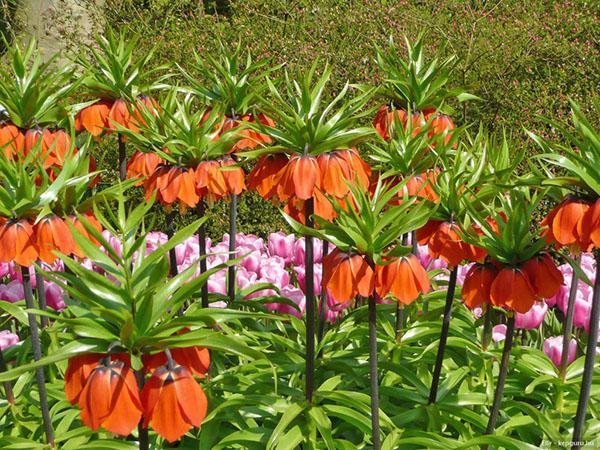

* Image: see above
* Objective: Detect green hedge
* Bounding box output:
[90,0,599,237]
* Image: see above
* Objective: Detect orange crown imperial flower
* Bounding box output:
[141,363,208,443]
[376,254,430,305]
[461,263,499,309]
[78,358,142,436]
[322,249,375,303]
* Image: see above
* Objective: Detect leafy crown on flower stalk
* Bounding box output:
[461,186,564,313]
[76,28,167,102]
[118,89,245,207]
[374,33,476,113]
[244,63,374,222]
[286,179,433,304]
[0,39,76,130]
[180,41,276,118]
[250,62,374,157]
[530,100,600,252]
[74,28,168,136]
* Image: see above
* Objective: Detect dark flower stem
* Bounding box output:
[317,240,329,347]
[118,133,127,182]
[428,265,458,404]
[134,370,149,450]
[484,314,516,438]
[0,349,14,404]
[35,266,48,329]
[197,201,209,308]
[228,194,237,302]
[482,304,493,351]
[21,266,55,448]
[572,251,600,449]
[166,211,179,279]
[395,305,404,343]
[560,253,581,380]
[305,198,315,403]
[368,288,381,450]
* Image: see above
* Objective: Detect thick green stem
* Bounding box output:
[484,314,516,437]
[228,194,237,302]
[305,198,315,403]
[572,251,600,449]
[428,266,458,404]
[22,266,55,448]
[197,201,209,308]
[560,253,581,380]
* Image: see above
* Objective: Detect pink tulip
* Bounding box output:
[543,335,577,368]
[515,302,547,330]
[323,289,350,323]
[241,250,262,273]
[294,264,322,295]
[146,231,168,254]
[492,324,506,342]
[235,233,264,253]
[0,330,20,350]
[101,230,123,258]
[236,268,258,290]
[277,285,306,318]
[573,293,593,332]
[0,281,24,303]
[44,282,66,311]
[259,257,289,289]
[268,232,296,264]
[207,243,230,269]
[0,263,10,279]
[206,270,227,295]
[292,237,324,266]
[471,306,484,319]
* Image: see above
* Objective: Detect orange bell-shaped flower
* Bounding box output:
[127,152,164,185]
[277,155,321,201]
[0,122,24,159]
[0,219,38,267]
[195,160,228,201]
[68,213,103,258]
[107,98,134,132]
[218,157,246,196]
[542,198,591,250]
[373,106,409,140]
[247,154,288,200]
[75,100,113,137]
[141,363,208,443]
[79,358,142,436]
[35,215,76,264]
[490,267,536,314]
[522,254,563,299]
[376,254,430,305]
[462,263,498,309]
[337,149,371,190]
[143,346,210,378]
[144,166,200,207]
[64,353,103,405]
[579,197,600,249]
[317,151,353,198]
[322,249,375,303]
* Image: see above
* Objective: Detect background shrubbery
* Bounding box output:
[7,0,600,237]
